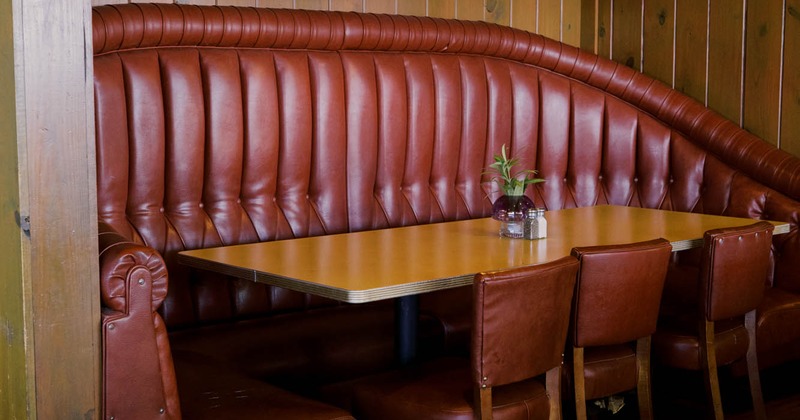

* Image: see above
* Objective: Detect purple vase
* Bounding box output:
[492,195,535,238]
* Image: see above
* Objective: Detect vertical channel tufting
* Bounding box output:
[403,54,438,225]
[308,51,349,235]
[93,4,800,329]
[374,53,411,227]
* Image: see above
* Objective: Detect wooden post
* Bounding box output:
[0,0,100,418]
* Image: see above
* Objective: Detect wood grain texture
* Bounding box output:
[562,0,581,47]
[331,0,363,12]
[0,2,32,419]
[260,0,294,7]
[365,0,396,13]
[17,0,101,418]
[743,0,783,146]
[399,0,428,16]
[642,0,674,86]
[296,0,329,10]
[597,0,611,58]
[538,0,562,40]
[486,0,510,25]
[782,0,800,155]
[674,0,707,102]
[707,0,744,124]
[217,0,257,6]
[457,0,484,21]
[429,1,455,18]
[612,0,642,70]
[579,0,596,51]
[512,0,537,32]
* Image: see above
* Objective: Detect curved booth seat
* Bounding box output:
[92,4,800,418]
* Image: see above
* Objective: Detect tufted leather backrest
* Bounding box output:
[93,4,800,328]
[702,222,774,321]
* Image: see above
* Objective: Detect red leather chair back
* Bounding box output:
[702,222,774,321]
[570,239,672,347]
[471,256,578,388]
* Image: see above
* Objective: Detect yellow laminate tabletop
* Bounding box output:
[177,205,790,303]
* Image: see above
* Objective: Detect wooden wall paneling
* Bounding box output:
[597,0,611,58]
[782,0,800,155]
[707,0,744,124]
[562,0,582,47]
[512,0,538,33]
[457,0,485,21]
[93,0,127,5]
[14,0,101,418]
[399,0,428,16]
[296,0,329,10]
[538,0,563,41]
[175,0,215,5]
[260,0,295,7]
[611,0,643,70]
[331,0,363,11]
[218,0,257,6]
[674,0,708,102]
[0,1,33,418]
[743,0,783,146]
[134,0,172,3]
[579,0,596,51]
[485,0,511,25]
[642,0,674,86]
[365,0,396,13]
[428,1,456,18]
[258,0,292,7]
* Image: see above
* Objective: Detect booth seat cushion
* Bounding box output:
[168,301,445,391]
[173,351,355,420]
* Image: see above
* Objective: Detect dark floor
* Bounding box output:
[568,361,800,420]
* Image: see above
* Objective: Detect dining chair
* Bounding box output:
[568,239,673,420]
[350,256,579,420]
[653,221,773,420]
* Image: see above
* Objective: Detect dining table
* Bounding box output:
[177,205,790,364]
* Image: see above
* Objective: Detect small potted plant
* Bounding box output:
[484,144,544,238]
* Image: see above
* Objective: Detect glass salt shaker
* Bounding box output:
[535,208,547,238]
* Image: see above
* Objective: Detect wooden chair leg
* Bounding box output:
[546,365,563,420]
[476,385,492,420]
[745,310,767,420]
[635,337,653,420]
[702,320,725,420]
[573,346,587,420]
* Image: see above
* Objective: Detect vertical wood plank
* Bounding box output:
[674,0,707,102]
[707,0,744,123]
[331,0,363,11]
[296,0,329,10]
[512,0,538,33]
[432,0,458,18]
[580,0,596,51]
[365,0,396,13]
[93,0,128,5]
[486,0,510,25]
[563,0,582,47]
[260,0,295,7]
[642,0,674,86]
[597,0,612,58]
[612,0,643,70]
[219,0,257,6]
[15,0,101,418]
[538,0,562,40]
[175,0,215,5]
[0,0,34,418]
[399,0,428,16]
[457,0,485,21]
[782,0,800,155]
[743,0,783,146]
